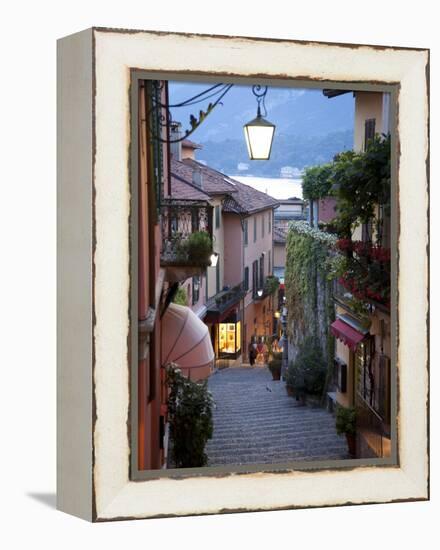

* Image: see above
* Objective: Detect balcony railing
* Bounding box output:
[207,283,246,316]
[160,199,213,268]
[333,279,365,313]
[333,278,389,324]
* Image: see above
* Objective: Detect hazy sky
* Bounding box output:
[168,81,354,143]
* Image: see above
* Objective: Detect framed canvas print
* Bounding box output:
[57,27,429,522]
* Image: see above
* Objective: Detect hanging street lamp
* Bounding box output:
[243,85,276,161]
[210,252,219,267]
[150,81,275,160]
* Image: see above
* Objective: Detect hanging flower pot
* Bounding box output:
[268,359,281,381]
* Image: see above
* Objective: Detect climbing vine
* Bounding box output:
[173,286,188,306]
[285,221,336,332]
[300,135,391,312]
[302,163,334,200]
[331,136,391,238]
[302,136,391,238]
[285,221,337,399]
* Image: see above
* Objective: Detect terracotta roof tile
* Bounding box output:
[222,178,280,215]
[174,159,279,214]
[171,159,237,195]
[170,174,211,201]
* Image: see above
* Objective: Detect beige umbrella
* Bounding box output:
[161,303,215,380]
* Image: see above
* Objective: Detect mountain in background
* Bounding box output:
[169,82,354,177]
[197,130,353,177]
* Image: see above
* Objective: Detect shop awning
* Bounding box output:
[331,318,365,351]
[162,303,214,377]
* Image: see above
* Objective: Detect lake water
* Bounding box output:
[231,176,303,200]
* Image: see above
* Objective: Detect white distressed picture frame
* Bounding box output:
[57,28,429,521]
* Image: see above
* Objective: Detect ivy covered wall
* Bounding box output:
[284,221,337,390]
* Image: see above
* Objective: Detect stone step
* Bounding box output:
[206,366,346,467]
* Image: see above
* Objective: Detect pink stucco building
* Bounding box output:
[170,139,279,369]
[318,197,338,223]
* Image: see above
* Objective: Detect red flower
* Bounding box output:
[336,238,353,252]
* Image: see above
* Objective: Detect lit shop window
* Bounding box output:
[217,322,241,358]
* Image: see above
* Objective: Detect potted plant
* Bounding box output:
[335,405,357,457]
[264,275,280,295]
[186,231,213,265]
[285,337,327,403]
[271,351,283,362]
[268,359,281,381]
[166,363,213,468]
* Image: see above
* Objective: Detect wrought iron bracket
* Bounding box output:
[147,81,234,143]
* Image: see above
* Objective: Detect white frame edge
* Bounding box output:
[58,28,429,521]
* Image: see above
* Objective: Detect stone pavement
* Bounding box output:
[206,366,348,466]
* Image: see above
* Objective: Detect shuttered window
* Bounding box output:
[215,256,220,294]
[378,354,391,422]
[192,276,200,305]
[364,118,376,150]
[252,260,258,296]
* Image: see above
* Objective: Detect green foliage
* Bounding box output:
[166,364,213,468]
[335,405,357,436]
[285,221,336,401]
[285,221,336,335]
[302,163,334,200]
[285,337,327,397]
[294,135,391,312]
[173,286,188,306]
[326,253,349,281]
[331,135,391,237]
[264,275,280,295]
[187,231,213,262]
[176,231,213,266]
[300,136,391,238]
[318,220,339,234]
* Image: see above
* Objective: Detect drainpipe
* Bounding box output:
[313,200,319,227]
[280,305,288,379]
[308,200,313,227]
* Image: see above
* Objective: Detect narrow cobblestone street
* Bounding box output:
[206,366,348,466]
